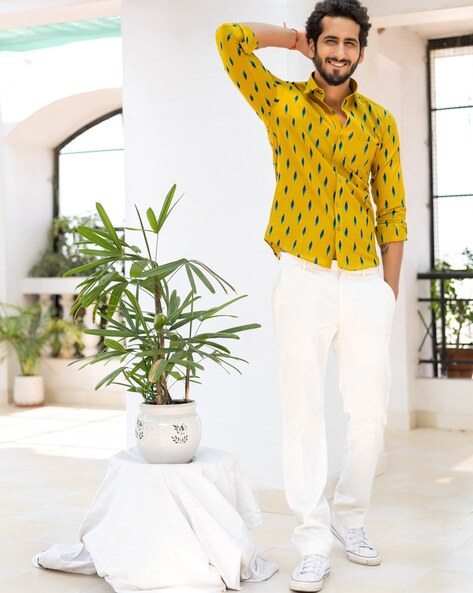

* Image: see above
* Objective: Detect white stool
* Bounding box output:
[33,447,278,592]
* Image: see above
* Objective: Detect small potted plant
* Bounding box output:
[431,248,473,378]
[66,185,260,463]
[0,303,81,406]
[29,213,101,278]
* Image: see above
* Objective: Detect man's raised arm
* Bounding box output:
[240,23,310,55]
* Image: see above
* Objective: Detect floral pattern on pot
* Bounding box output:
[171,423,188,444]
[135,418,144,440]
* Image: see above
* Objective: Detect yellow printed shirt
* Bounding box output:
[216,23,408,270]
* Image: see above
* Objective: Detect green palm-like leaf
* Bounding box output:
[96,202,122,249]
[189,263,215,293]
[190,260,235,293]
[155,184,177,233]
[103,338,126,352]
[95,366,128,390]
[146,207,159,232]
[64,257,115,277]
[138,259,188,280]
[76,226,116,250]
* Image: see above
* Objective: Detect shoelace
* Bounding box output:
[297,554,325,576]
[346,528,374,550]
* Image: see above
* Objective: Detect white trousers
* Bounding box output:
[272,252,396,556]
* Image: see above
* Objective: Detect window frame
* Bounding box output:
[427,35,473,269]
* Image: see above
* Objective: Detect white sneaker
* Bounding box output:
[330,519,380,566]
[289,554,330,592]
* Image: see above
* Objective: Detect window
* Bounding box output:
[54,109,124,227]
[428,36,473,269]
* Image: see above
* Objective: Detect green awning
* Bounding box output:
[0,16,121,52]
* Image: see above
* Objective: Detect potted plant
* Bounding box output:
[29,213,101,278]
[66,184,260,463]
[25,213,103,359]
[0,303,81,406]
[431,248,473,378]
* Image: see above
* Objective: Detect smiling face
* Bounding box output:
[309,16,364,87]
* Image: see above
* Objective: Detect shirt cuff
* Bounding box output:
[238,23,259,54]
[376,220,408,245]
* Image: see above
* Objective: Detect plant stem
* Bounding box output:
[152,277,163,404]
[184,297,194,402]
[152,275,171,404]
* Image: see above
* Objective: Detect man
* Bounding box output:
[216,1,407,590]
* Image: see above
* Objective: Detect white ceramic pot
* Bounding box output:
[135,401,202,464]
[13,375,45,407]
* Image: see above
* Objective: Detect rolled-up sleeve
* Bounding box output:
[216,23,278,122]
[371,111,408,245]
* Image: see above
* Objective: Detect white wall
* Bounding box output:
[3,146,53,304]
[0,126,7,404]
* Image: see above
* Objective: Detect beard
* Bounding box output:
[313,52,361,86]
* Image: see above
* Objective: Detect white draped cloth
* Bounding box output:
[32,447,278,592]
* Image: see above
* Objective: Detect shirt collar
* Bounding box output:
[303,73,358,101]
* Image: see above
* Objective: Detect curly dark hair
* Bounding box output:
[306,0,372,49]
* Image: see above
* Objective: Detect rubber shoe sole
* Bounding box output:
[331,525,381,566]
[289,567,330,592]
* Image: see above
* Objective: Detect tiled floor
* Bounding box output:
[1,405,473,593]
